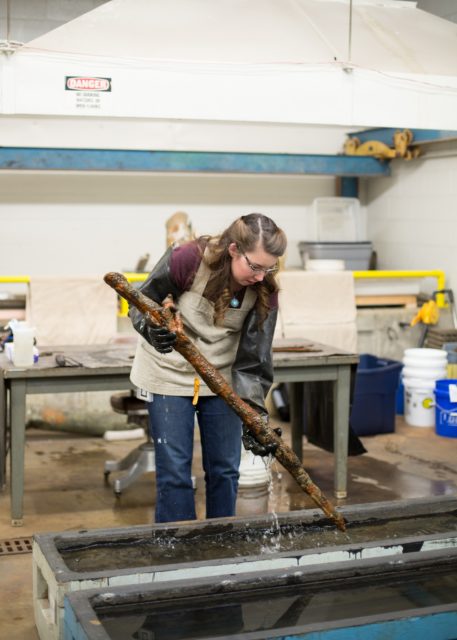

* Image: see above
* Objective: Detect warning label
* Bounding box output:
[65,76,112,92]
[65,76,112,111]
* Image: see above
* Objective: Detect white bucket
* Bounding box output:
[404,348,448,360]
[403,355,447,369]
[236,484,270,516]
[404,377,436,427]
[402,366,447,380]
[11,322,36,367]
[236,449,271,516]
[238,449,271,487]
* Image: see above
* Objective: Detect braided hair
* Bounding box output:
[200,213,287,327]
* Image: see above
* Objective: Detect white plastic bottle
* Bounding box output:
[12,322,35,367]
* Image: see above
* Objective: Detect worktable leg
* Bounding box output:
[10,380,26,526]
[0,379,6,491]
[289,382,304,462]
[333,366,351,499]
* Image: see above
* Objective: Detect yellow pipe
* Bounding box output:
[0,274,147,317]
[0,276,30,283]
[0,270,447,316]
[118,273,148,316]
[352,270,446,307]
[0,274,147,284]
[122,273,148,283]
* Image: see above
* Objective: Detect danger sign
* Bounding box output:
[65,76,112,91]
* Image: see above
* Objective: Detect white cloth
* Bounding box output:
[27,277,118,346]
[277,270,357,352]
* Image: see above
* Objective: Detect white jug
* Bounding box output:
[11,322,35,367]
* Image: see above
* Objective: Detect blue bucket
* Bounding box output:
[434,379,457,438]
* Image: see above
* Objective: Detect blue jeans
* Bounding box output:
[148,394,242,523]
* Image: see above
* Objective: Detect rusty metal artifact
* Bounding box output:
[104,272,346,531]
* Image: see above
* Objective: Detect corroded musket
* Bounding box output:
[104,272,346,532]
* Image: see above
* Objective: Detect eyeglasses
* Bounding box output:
[242,252,278,275]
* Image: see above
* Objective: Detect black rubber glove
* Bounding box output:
[242,424,282,457]
[144,324,177,354]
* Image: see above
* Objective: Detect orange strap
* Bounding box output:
[192,377,200,405]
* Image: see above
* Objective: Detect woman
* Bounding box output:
[130,213,287,523]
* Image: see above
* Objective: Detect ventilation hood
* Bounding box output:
[1,0,456,152]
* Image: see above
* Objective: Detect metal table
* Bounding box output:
[0,345,135,525]
[0,340,358,526]
[271,340,358,501]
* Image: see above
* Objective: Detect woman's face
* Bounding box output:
[228,242,278,287]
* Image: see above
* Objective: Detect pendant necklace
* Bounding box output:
[229,281,242,308]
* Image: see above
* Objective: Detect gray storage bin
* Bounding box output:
[299,241,373,270]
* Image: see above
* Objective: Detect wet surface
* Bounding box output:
[1,420,456,640]
[98,565,457,639]
[60,511,457,572]
[285,451,457,512]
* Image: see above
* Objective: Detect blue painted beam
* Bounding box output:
[0,147,389,176]
[347,128,457,146]
[340,177,359,197]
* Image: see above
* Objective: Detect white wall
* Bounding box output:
[0,172,336,277]
[363,144,457,289]
[3,147,456,285]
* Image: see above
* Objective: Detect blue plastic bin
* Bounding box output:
[350,354,403,436]
[396,380,404,415]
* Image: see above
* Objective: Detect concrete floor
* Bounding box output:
[1,417,457,640]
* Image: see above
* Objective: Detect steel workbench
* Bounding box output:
[0,340,358,525]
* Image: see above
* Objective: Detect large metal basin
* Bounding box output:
[33,496,457,640]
